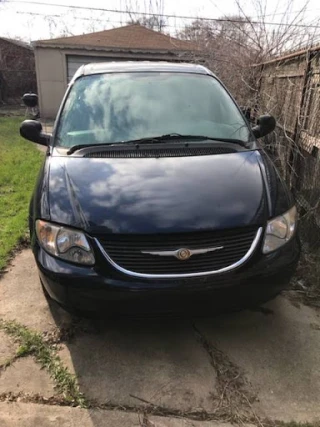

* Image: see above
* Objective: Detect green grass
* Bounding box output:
[0,117,44,270]
[0,319,87,406]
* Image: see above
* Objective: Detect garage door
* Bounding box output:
[67,55,119,82]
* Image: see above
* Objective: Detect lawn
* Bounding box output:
[0,116,44,270]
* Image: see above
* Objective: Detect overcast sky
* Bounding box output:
[0,0,319,42]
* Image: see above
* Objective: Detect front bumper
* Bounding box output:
[34,236,300,314]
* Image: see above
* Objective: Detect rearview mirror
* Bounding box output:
[252,115,276,139]
[20,120,50,146]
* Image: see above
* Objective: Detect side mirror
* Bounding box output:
[20,120,50,146]
[252,115,276,139]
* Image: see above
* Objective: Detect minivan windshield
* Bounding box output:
[56,72,251,148]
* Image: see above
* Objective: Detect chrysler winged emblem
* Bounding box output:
[141,246,224,260]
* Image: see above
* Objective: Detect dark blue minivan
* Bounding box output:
[20,62,300,315]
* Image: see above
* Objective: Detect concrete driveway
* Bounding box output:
[1,249,320,426]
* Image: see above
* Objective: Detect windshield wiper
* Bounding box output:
[118,134,248,146]
[125,133,212,144]
[67,133,248,155]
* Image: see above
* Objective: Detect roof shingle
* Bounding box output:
[34,24,198,52]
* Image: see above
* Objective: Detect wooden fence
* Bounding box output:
[257,47,320,249]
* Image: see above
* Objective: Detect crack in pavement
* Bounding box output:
[0,354,20,372]
[0,392,306,427]
[192,323,263,426]
[0,319,309,427]
[0,391,254,423]
[0,319,243,422]
[0,319,86,406]
[0,317,259,423]
[3,314,307,427]
[47,318,261,422]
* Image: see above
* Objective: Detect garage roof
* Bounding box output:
[34,24,199,52]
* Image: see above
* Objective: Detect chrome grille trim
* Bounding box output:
[95,227,263,279]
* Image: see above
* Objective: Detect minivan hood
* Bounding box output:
[48,151,267,234]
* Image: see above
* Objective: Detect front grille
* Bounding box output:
[96,227,260,276]
[83,146,237,158]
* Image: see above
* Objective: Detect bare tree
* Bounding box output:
[177,0,320,107]
[178,16,261,105]
[127,15,166,31]
[125,0,166,31]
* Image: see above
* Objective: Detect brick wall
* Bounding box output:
[0,38,37,103]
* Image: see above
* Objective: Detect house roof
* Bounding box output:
[0,37,32,50]
[34,24,199,52]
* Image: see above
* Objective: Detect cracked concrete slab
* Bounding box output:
[0,249,71,332]
[196,295,320,422]
[0,402,236,427]
[0,331,16,366]
[59,320,218,412]
[149,418,235,427]
[3,249,320,423]
[0,357,56,396]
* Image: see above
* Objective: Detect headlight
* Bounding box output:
[35,220,95,265]
[262,206,297,254]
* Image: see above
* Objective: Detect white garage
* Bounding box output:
[33,24,200,118]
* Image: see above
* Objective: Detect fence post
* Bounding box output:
[254,63,264,121]
[290,50,312,193]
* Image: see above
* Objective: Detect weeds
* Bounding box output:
[290,252,320,308]
[0,319,86,407]
[192,323,259,424]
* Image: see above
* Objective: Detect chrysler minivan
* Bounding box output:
[20,62,300,314]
